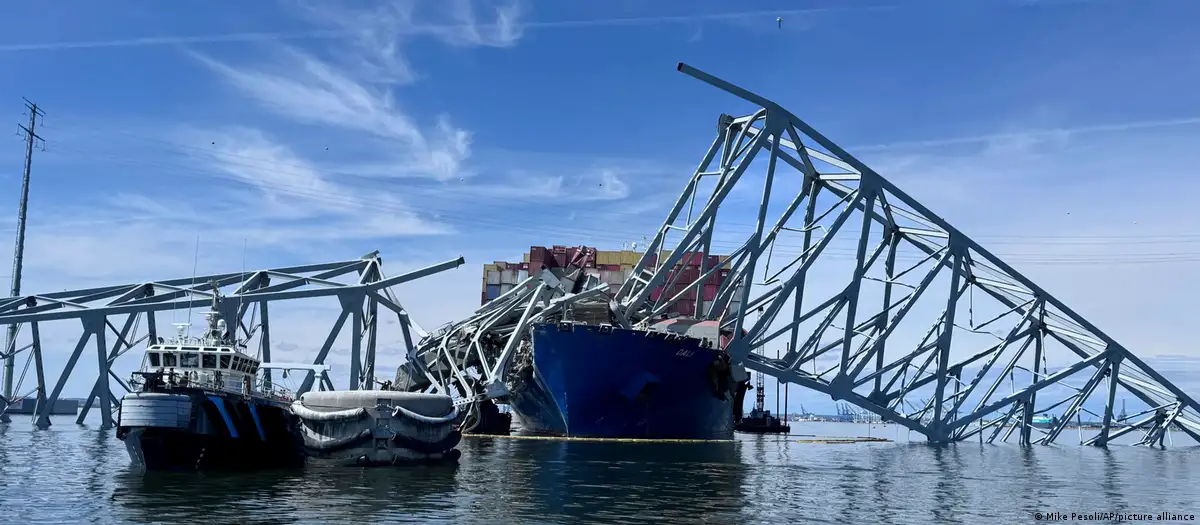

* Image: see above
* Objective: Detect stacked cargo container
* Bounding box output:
[481,246,741,318]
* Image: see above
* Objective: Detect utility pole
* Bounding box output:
[2,99,43,422]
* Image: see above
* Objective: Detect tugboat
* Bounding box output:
[115,289,305,471]
[733,371,790,434]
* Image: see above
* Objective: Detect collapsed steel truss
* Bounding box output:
[0,252,463,430]
[395,261,609,414]
[611,63,1200,446]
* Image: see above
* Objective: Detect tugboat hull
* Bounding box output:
[116,391,305,472]
[122,427,305,471]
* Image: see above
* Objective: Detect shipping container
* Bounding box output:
[486,284,501,300]
[517,269,529,282]
[501,270,518,284]
[486,270,500,285]
[500,283,514,294]
[676,300,695,315]
[703,284,717,301]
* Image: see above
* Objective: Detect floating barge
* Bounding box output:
[291,390,463,466]
[734,371,790,434]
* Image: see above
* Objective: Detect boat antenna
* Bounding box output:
[184,235,200,339]
[237,237,246,345]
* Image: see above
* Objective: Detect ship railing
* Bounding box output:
[129,370,296,403]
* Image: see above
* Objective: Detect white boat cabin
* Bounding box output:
[139,312,263,394]
[142,343,261,392]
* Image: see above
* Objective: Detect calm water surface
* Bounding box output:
[2,416,1199,524]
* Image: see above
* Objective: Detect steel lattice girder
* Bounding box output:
[613,62,1200,446]
[0,252,464,430]
[396,263,610,408]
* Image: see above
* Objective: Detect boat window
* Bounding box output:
[181,353,199,368]
[248,364,258,375]
[148,353,161,367]
[219,355,231,369]
[163,353,177,367]
[202,354,217,369]
[232,357,243,372]
[220,347,230,352]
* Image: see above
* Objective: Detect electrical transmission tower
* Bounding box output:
[1,99,43,423]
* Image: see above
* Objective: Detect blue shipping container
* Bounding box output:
[486,284,501,300]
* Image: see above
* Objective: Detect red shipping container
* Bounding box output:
[530,262,542,275]
[677,300,695,314]
[650,288,663,302]
[529,247,547,263]
[704,284,717,301]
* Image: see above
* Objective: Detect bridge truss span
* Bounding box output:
[612,63,1200,446]
[0,252,464,430]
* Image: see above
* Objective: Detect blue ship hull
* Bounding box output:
[508,323,735,440]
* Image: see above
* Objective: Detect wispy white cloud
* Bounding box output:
[0,4,894,53]
[190,49,469,178]
[850,116,1200,153]
[185,1,526,183]
[294,0,524,53]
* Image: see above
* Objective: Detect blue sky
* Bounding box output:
[2,0,1200,417]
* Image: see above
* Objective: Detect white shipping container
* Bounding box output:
[517,270,529,282]
[501,270,518,285]
[500,283,514,293]
[486,270,501,285]
[585,268,601,278]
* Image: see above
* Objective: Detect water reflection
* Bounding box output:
[488,438,747,524]
[6,419,1200,524]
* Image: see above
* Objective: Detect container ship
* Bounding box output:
[481,245,750,440]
